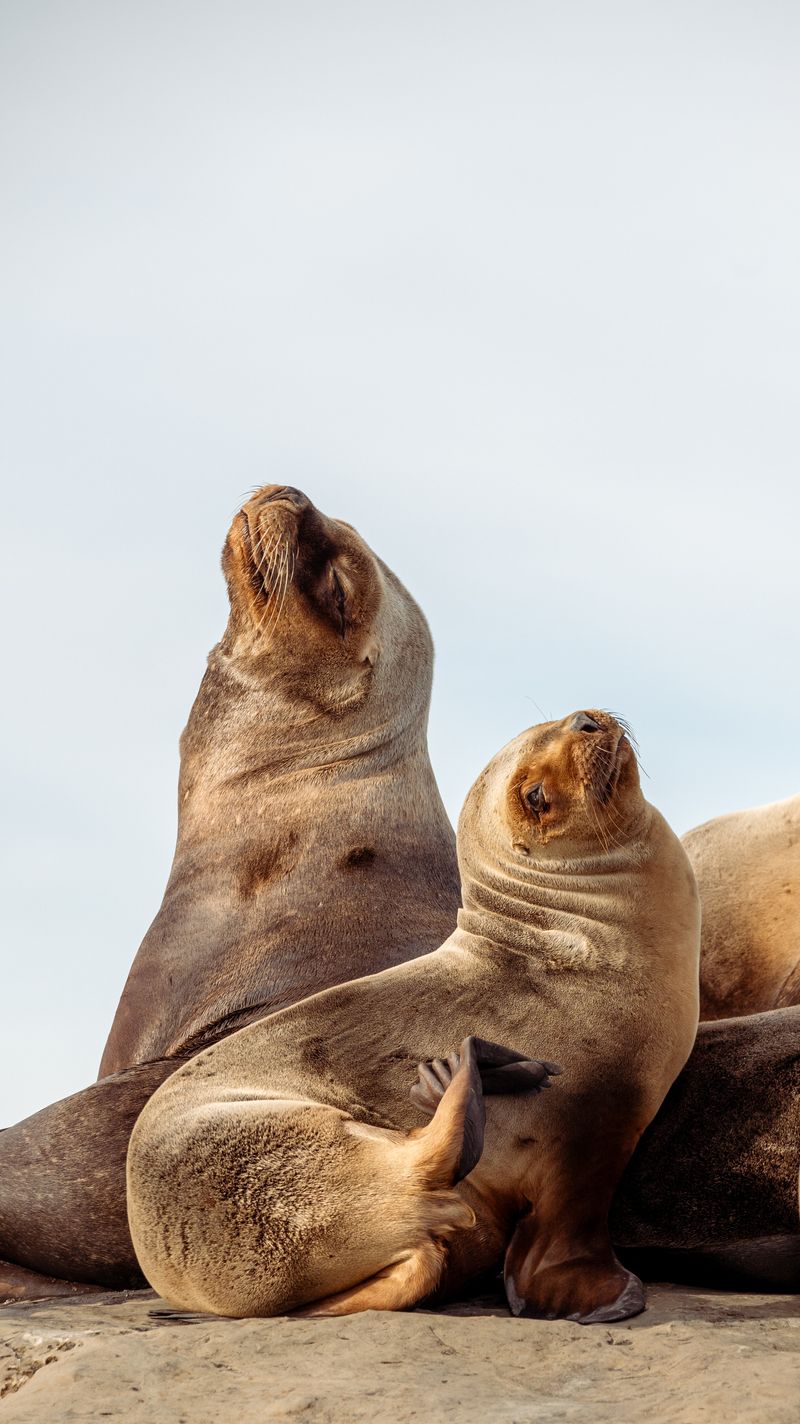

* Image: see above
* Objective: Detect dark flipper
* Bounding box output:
[411,1036,487,1184]
[504,1208,645,1325]
[411,1037,560,1117]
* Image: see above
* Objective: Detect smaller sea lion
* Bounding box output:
[127,709,700,1322]
[682,794,800,1019]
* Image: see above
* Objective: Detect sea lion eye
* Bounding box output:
[524,783,550,818]
[331,567,347,637]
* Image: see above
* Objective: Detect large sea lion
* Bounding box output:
[682,794,800,1020]
[0,485,459,1298]
[101,482,459,1073]
[127,709,701,1322]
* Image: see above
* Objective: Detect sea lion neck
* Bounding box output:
[175,648,428,830]
[455,818,654,965]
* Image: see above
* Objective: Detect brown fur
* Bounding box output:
[101,485,459,1072]
[682,794,800,1019]
[0,1060,179,1288]
[127,710,700,1322]
[0,486,459,1296]
[613,1005,800,1290]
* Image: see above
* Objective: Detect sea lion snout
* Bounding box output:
[571,712,603,734]
[219,485,389,690]
[259,485,308,509]
[463,709,643,859]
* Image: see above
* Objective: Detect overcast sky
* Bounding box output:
[2,1,798,1124]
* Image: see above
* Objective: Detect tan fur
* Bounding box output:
[682,794,800,1020]
[127,711,700,1322]
[100,484,459,1074]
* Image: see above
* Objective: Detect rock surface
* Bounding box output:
[1,1284,798,1422]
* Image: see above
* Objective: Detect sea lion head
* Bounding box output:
[460,710,645,868]
[218,484,432,720]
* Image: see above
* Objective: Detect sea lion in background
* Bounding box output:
[101,482,459,1073]
[682,794,800,1020]
[127,709,700,1323]
[0,484,459,1298]
[613,1005,800,1290]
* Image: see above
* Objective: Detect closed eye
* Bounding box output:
[331,567,347,637]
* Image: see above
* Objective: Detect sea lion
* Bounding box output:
[0,484,459,1296]
[127,708,700,1322]
[613,1005,800,1290]
[101,482,459,1073]
[682,794,800,1020]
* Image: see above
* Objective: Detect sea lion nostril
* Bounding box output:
[262,486,307,507]
[572,713,601,734]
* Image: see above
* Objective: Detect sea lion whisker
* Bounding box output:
[598,803,628,850]
[586,791,610,853]
[255,527,282,588]
[262,543,292,641]
[258,545,286,640]
[599,793,626,830]
[250,526,279,608]
[253,535,287,636]
[583,771,627,850]
[271,548,291,633]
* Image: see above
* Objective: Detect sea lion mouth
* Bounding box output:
[592,732,627,804]
[580,717,632,806]
[240,490,305,617]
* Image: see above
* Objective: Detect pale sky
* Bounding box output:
[2,1,798,1124]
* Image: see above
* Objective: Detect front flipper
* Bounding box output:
[411,1038,561,1116]
[503,1208,645,1324]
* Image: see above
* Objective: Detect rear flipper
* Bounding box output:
[299,1036,491,1318]
[411,1037,561,1117]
